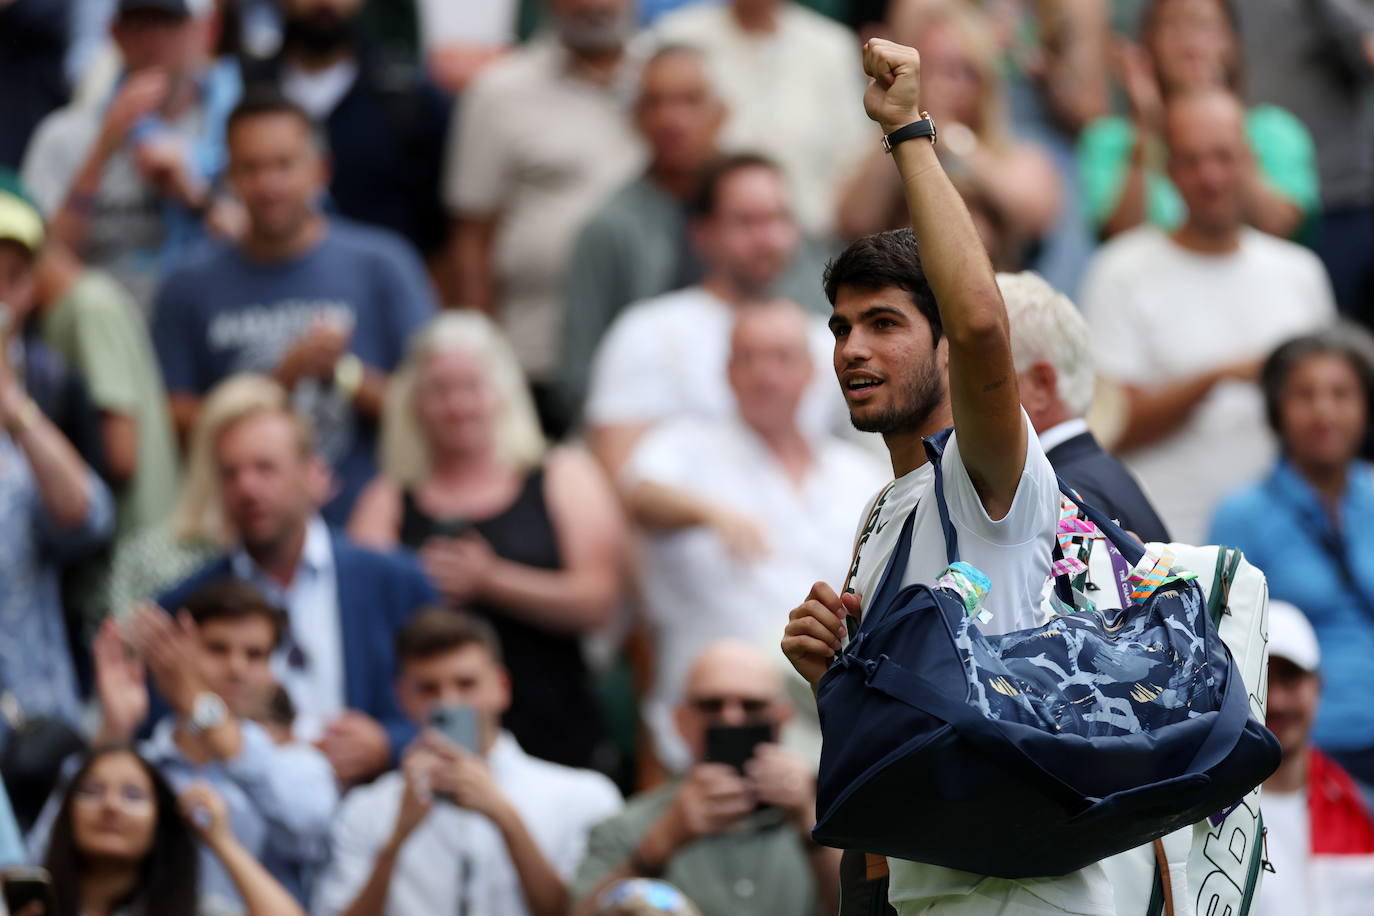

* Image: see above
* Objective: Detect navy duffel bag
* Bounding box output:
[812,433,1280,879]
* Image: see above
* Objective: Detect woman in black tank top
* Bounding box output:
[348,315,625,770]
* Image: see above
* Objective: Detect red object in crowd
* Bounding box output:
[1308,749,1374,855]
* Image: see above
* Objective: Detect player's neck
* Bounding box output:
[883,406,955,478]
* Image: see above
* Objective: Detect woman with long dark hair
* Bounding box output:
[41,746,303,916]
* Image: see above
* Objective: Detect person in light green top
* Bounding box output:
[572,641,838,916]
[35,243,180,539]
[1079,0,1318,241]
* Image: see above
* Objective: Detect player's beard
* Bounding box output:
[849,356,946,435]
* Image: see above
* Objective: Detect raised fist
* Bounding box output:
[862,38,924,135]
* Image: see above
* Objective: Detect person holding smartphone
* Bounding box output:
[572,640,840,916]
[315,607,623,916]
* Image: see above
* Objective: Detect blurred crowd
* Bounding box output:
[0,0,1373,913]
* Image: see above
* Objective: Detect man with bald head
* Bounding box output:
[572,639,842,916]
[619,300,883,773]
[1080,88,1336,543]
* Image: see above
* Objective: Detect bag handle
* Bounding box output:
[923,429,1146,611]
[838,480,897,642]
[1151,839,1177,916]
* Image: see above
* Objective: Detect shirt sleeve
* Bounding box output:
[620,422,696,491]
[66,289,142,413]
[570,810,638,907]
[0,783,23,868]
[1247,105,1321,220]
[444,70,515,215]
[38,469,114,561]
[221,723,338,862]
[1079,248,1153,385]
[583,309,675,426]
[560,212,634,412]
[1303,249,1340,321]
[1077,116,1135,231]
[552,774,624,882]
[312,789,393,916]
[940,411,1059,550]
[18,112,82,217]
[372,236,438,369]
[150,269,209,395]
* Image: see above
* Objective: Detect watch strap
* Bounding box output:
[882,113,937,153]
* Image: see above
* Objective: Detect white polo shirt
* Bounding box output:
[314,732,623,916]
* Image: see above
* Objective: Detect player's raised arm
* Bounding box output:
[863,38,1025,519]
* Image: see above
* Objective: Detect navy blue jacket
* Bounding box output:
[1047,432,1171,545]
[157,531,436,760]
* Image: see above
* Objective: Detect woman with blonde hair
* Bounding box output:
[837,0,1061,263]
[349,312,625,769]
[107,374,300,615]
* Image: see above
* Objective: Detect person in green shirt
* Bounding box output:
[1078,0,1318,240]
[35,241,180,541]
[572,640,839,916]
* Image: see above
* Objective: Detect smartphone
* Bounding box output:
[705,722,774,773]
[430,518,473,540]
[2,865,57,915]
[429,704,480,754]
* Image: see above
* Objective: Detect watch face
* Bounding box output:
[191,693,228,730]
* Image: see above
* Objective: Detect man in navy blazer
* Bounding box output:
[999,272,1170,544]
[160,401,434,785]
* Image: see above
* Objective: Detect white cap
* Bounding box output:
[1268,600,1320,673]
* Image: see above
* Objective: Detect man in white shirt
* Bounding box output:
[622,300,886,771]
[1079,88,1336,544]
[315,608,623,916]
[1257,600,1374,916]
[585,153,849,478]
[445,0,645,432]
[655,0,870,237]
[782,39,1113,914]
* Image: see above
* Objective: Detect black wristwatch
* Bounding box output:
[882,112,937,153]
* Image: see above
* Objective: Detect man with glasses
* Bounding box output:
[572,640,841,916]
